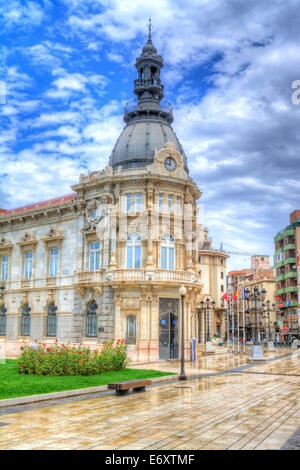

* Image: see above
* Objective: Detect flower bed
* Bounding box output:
[17,340,128,376]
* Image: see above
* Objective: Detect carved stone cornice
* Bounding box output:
[0,237,13,253]
[17,233,38,252]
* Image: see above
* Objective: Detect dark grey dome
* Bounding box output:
[109,119,188,172]
[109,25,189,174]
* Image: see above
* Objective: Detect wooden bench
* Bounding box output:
[108,379,152,395]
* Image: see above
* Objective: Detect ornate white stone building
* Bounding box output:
[0,30,228,362]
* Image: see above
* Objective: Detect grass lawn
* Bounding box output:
[0,360,175,400]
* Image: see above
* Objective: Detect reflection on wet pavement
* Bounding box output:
[0,349,299,450]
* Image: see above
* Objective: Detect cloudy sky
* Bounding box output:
[1,0,300,271]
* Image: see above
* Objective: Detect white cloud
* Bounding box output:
[0,0,45,29]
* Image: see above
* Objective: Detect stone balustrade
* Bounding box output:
[75,268,201,286]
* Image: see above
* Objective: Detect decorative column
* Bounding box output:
[149,293,159,362]
[114,289,122,340]
[138,293,149,362]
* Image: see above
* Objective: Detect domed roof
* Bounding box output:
[109,23,189,174]
[109,119,188,172]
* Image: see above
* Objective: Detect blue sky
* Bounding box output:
[1,0,300,271]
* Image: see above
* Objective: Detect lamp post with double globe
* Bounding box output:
[200,298,216,353]
[245,286,266,361]
[262,300,276,351]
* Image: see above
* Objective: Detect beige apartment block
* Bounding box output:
[228,268,276,341]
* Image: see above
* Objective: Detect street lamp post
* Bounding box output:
[0,284,5,300]
[245,286,266,361]
[179,285,187,381]
[262,300,276,351]
[200,298,216,353]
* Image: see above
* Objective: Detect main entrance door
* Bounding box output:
[159,299,179,360]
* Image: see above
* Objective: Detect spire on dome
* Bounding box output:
[148,17,152,39]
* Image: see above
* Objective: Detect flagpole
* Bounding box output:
[226,298,230,350]
[242,284,246,354]
[237,291,240,353]
[230,289,235,353]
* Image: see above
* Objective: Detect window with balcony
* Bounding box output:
[0,304,6,336]
[126,233,141,269]
[161,234,175,270]
[86,300,98,338]
[49,248,59,277]
[126,315,136,344]
[1,255,8,281]
[24,252,33,279]
[21,303,31,336]
[90,242,101,271]
[47,302,57,337]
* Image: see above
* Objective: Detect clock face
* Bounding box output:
[164,157,177,172]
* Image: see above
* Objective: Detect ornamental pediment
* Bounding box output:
[0,236,13,252]
[41,227,64,244]
[17,232,38,249]
[151,142,188,179]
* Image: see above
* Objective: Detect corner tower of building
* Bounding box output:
[109,23,189,173]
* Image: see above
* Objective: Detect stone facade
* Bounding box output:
[0,30,229,361]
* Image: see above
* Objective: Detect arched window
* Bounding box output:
[87,300,98,338]
[126,233,141,269]
[161,234,175,270]
[0,304,7,336]
[47,302,57,337]
[21,303,31,336]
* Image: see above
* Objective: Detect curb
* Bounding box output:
[0,373,178,408]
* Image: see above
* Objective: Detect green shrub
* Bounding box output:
[17,339,128,376]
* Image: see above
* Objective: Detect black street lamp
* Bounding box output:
[245,286,266,361]
[262,300,276,350]
[179,285,187,381]
[200,298,216,353]
[0,284,5,300]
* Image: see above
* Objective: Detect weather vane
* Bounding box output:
[148,17,152,39]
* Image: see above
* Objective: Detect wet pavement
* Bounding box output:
[0,348,299,450]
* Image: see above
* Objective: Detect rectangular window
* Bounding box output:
[1,256,9,281]
[136,193,142,212]
[90,242,101,270]
[92,207,99,220]
[168,195,173,213]
[158,194,164,213]
[24,252,33,279]
[176,196,181,215]
[49,248,59,276]
[126,315,136,344]
[221,272,224,279]
[126,194,131,212]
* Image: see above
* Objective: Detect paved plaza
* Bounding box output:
[0,349,300,450]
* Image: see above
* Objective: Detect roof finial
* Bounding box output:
[148,17,152,39]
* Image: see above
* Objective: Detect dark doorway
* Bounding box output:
[159,310,178,360]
